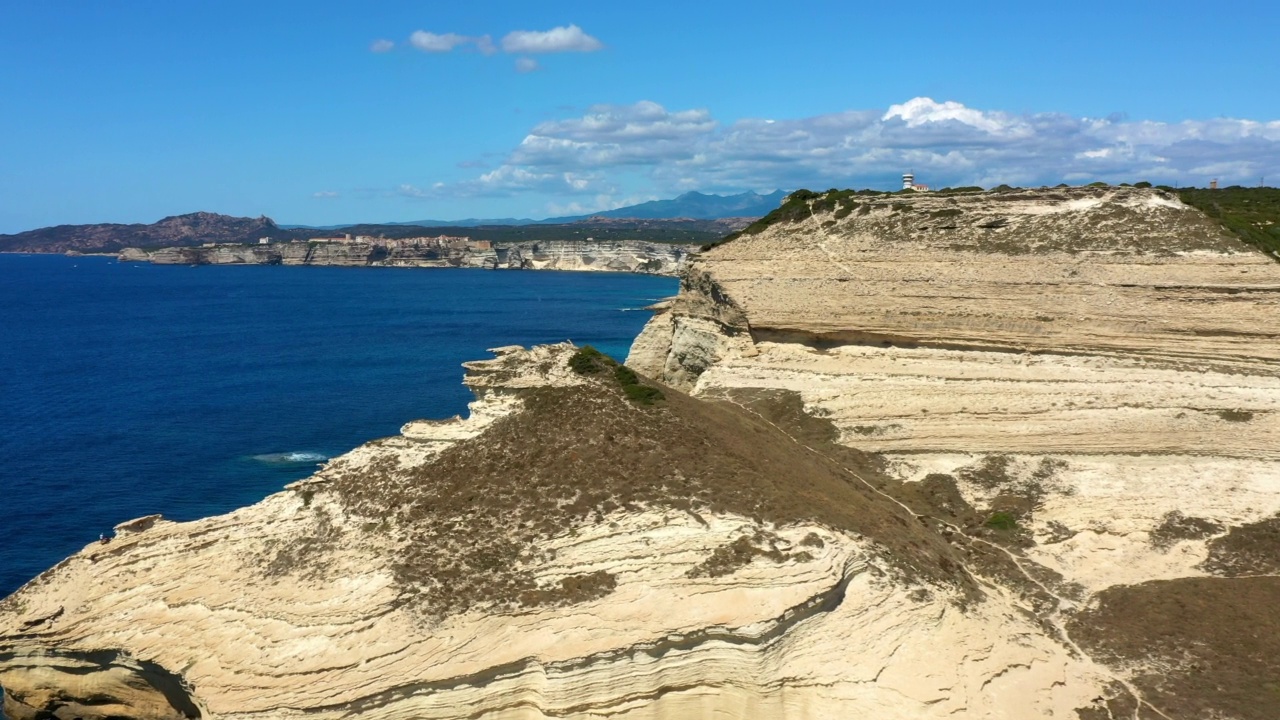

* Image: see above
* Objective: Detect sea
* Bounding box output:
[0,254,676,597]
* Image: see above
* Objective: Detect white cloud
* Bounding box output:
[389,25,602,67]
[409,31,470,53]
[397,184,434,198]
[312,190,340,199]
[501,24,603,54]
[883,97,1012,134]
[415,97,1280,202]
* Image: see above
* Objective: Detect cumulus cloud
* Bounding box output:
[501,24,603,54]
[421,98,1277,200]
[384,24,599,69]
[409,31,470,53]
[387,25,601,69]
[394,98,1277,210]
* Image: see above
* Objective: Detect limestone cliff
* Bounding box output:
[628,185,1280,718]
[5,185,1280,720]
[0,343,1131,720]
[119,238,697,276]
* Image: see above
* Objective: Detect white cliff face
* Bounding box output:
[0,503,1118,720]
[125,239,697,276]
[7,186,1280,720]
[0,342,1127,720]
[626,186,1280,718]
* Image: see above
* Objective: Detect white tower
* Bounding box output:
[902,173,915,191]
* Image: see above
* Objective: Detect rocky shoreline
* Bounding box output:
[118,238,699,276]
[3,186,1280,719]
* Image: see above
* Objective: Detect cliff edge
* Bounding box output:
[628,185,1280,718]
[3,342,1146,720]
[4,186,1280,719]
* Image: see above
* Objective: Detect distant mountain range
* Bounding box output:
[557,190,789,222]
[282,190,789,229]
[1,191,786,254]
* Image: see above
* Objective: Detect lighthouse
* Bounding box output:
[902,173,915,191]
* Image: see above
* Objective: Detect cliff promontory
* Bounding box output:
[0,344,1109,719]
[3,186,1280,719]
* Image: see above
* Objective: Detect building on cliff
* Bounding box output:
[902,172,930,192]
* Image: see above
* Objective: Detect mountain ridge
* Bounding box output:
[338,190,789,229]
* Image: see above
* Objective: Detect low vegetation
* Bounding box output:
[1149,511,1223,551]
[1177,186,1280,257]
[984,511,1019,531]
[569,345,665,405]
[686,529,813,578]
[308,382,965,620]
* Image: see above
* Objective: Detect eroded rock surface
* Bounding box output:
[1,342,1129,720]
[629,186,1280,719]
[6,186,1280,719]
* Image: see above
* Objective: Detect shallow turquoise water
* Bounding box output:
[0,255,676,596]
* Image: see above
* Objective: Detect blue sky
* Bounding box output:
[2,1,1279,232]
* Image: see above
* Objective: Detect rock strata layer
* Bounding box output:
[0,343,1129,720]
[628,186,1280,719]
[5,186,1280,719]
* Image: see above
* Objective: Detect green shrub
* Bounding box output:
[623,383,664,405]
[985,511,1018,531]
[613,364,639,385]
[1178,186,1280,258]
[568,345,609,375]
[567,346,663,405]
[614,364,664,405]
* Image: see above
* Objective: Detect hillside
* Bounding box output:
[1177,185,1280,257]
[0,212,283,254]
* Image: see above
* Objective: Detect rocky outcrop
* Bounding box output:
[627,185,1280,718]
[6,185,1280,719]
[120,239,697,276]
[1,343,1141,720]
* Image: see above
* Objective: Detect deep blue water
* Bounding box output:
[0,255,675,596]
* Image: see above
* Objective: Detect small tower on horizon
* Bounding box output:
[903,172,915,191]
